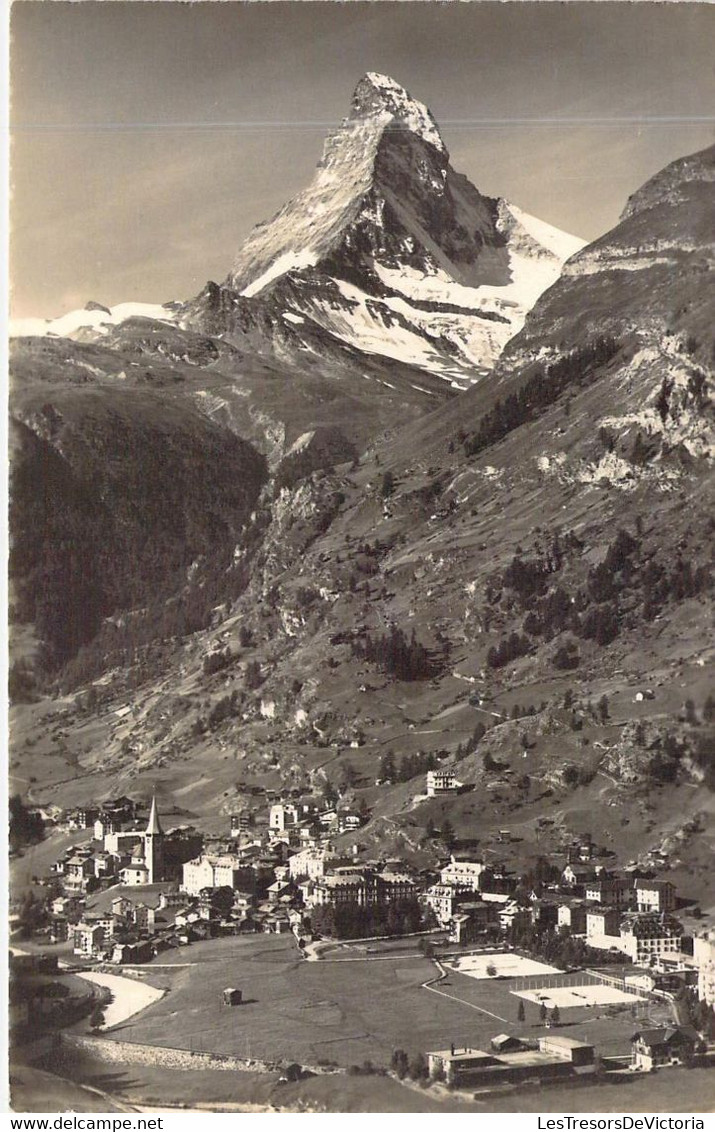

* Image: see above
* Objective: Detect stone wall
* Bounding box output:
[61,1033,279,1073]
[60,1033,342,1077]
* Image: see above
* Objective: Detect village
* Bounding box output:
[9,769,715,1096]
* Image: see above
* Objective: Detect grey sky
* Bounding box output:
[10,1,715,319]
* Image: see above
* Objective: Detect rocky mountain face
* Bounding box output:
[8,94,713,895]
[184,72,584,389]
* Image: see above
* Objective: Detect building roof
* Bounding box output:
[631,1027,695,1048]
[539,1035,593,1051]
[146,794,163,836]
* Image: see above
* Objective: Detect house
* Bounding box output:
[121,860,150,886]
[267,880,291,903]
[427,1047,500,1085]
[51,895,83,919]
[49,916,70,943]
[94,815,120,841]
[111,940,153,965]
[73,920,107,957]
[491,1034,526,1054]
[450,901,498,944]
[230,813,250,837]
[558,901,587,934]
[530,901,558,930]
[585,875,632,908]
[223,987,242,1006]
[67,807,98,830]
[619,913,683,964]
[426,769,458,796]
[499,901,531,933]
[630,1027,697,1072]
[586,907,621,940]
[634,879,676,914]
[269,804,298,833]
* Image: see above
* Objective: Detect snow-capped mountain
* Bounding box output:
[10,301,179,341]
[185,72,584,388]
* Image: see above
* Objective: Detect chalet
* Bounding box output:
[73,920,107,957]
[630,1027,697,1072]
[267,880,291,903]
[64,856,97,895]
[111,940,153,965]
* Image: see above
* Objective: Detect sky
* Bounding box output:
[9,1,715,319]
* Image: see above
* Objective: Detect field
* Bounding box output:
[448,953,561,980]
[97,935,666,1067]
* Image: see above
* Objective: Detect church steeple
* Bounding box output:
[146,792,163,836]
[144,791,164,883]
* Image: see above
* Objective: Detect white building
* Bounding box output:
[426,769,458,796]
[424,883,470,926]
[439,856,486,891]
[288,847,332,881]
[181,853,248,896]
[619,914,683,964]
[634,879,676,913]
[269,804,299,833]
[693,931,715,1007]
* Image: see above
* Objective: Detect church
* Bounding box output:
[118,794,165,886]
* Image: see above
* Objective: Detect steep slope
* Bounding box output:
[9,380,268,672]
[185,72,584,388]
[11,142,712,904]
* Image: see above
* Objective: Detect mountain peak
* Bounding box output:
[350,71,445,153]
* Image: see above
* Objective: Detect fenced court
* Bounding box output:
[512,983,641,1009]
[448,952,562,980]
[509,967,654,1010]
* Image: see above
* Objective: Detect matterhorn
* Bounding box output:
[183,72,584,389]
